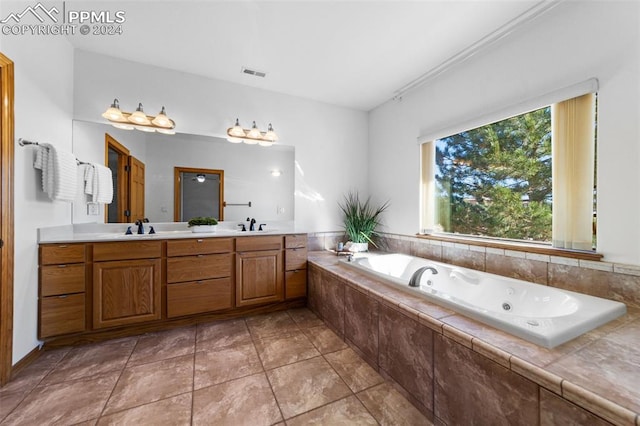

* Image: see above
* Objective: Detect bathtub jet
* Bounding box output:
[341,253,626,348]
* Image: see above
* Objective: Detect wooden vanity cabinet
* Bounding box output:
[285,235,308,299]
[39,232,308,341]
[92,241,162,329]
[236,236,284,307]
[39,244,87,338]
[166,238,234,318]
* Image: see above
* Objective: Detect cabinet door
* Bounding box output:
[236,249,283,307]
[93,259,161,329]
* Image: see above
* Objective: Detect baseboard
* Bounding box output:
[9,345,42,381]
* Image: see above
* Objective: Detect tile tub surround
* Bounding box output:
[308,231,640,308]
[308,251,640,426]
[0,308,431,425]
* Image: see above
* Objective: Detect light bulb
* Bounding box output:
[151,106,173,128]
[228,118,246,137]
[101,99,127,122]
[247,121,262,139]
[264,123,278,142]
[128,103,151,125]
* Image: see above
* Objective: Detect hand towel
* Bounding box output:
[33,144,53,196]
[93,164,113,204]
[83,164,95,196]
[51,149,78,202]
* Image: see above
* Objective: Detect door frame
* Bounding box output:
[105,134,130,223]
[0,52,15,386]
[173,166,224,222]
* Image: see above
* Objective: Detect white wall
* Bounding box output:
[73,50,370,233]
[368,1,640,265]
[1,35,75,363]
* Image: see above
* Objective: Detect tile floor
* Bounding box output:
[0,308,432,425]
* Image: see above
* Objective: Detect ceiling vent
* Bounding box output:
[242,67,267,78]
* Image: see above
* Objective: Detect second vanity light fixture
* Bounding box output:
[227,118,278,147]
[102,99,176,135]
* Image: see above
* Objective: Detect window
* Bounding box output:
[421,93,597,250]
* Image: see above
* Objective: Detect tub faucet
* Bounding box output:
[408,266,438,287]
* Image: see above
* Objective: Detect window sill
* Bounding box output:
[415,233,602,262]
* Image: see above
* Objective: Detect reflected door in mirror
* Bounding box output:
[105,134,145,223]
[174,167,224,221]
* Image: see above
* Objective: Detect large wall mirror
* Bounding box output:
[71,121,295,224]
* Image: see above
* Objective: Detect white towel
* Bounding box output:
[33,144,53,196]
[93,164,113,204]
[50,149,77,202]
[83,164,95,196]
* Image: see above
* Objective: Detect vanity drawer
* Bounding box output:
[40,244,86,265]
[167,277,233,318]
[167,253,232,283]
[167,238,233,257]
[285,270,307,299]
[285,247,308,271]
[285,235,307,249]
[41,264,85,296]
[39,293,86,338]
[93,241,162,261]
[236,236,283,252]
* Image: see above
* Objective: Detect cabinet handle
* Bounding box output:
[58,295,68,299]
[196,280,203,284]
[57,264,67,268]
[58,245,68,248]
[197,255,204,258]
[197,239,203,243]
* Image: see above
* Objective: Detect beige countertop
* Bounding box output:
[308,251,640,425]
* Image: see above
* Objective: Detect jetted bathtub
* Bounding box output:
[342,253,626,348]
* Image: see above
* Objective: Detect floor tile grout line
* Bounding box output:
[93,389,196,421]
[96,336,140,420]
[190,326,197,426]
[0,348,72,423]
[318,322,383,425]
[248,316,286,424]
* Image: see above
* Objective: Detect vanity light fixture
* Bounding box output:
[101,99,176,134]
[226,118,278,147]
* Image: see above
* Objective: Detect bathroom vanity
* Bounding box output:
[38,232,308,342]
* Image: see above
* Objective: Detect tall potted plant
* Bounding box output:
[338,191,389,252]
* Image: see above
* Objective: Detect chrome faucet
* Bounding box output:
[408,266,438,287]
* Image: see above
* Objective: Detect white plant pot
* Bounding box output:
[191,225,217,233]
[345,241,369,252]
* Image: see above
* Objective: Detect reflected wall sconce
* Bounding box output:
[227,118,278,147]
[102,99,176,135]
